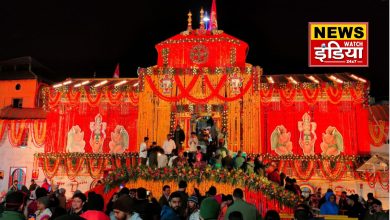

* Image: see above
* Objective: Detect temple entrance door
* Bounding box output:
[9,167,26,190]
[175,109,222,150]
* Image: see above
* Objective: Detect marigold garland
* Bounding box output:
[85,89,103,107]
[0,120,8,142]
[320,160,345,181]
[325,84,343,104]
[31,120,46,147]
[368,121,387,147]
[8,120,28,147]
[279,84,297,106]
[87,158,106,179]
[66,89,81,104]
[349,85,365,104]
[43,156,61,180]
[48,89,62,107]
[301,86,320,105]
[65,157,84,180]
[105,90,123,106]
[105,165,299,208]
[260,86,274,103]
[293,160,316,181]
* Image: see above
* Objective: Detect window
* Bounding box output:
[15,84,21,90]
[12,98,23,108]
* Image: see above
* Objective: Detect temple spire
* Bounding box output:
[187,10,192,31]
[210,0,218,30]
[200,8,205,30]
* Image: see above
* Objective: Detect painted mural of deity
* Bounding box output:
[320,126,344,156]
[66,125,86,153]
[109,125,129,154]
[298,112,317,155]
[270,125,293,155]
[89,114,107,153]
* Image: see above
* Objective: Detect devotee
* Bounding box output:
[27,187,48,217]
[29,179,38,192]
[254,155,266,176]
[294,203,314,220]
[233,151,245,169]
[174,124,185,153]
[0,191,26,220]
[245,157,255,174]
[134,187,160,220]
[218,194,234,220]
[113,195,141,220]
[222,152,234,171]
[129,188,137,199]
[162,134,176,157]
[9,180,19,192]
[168,149,179,167]
[346,194,366,219]
[366,192,375,210]
[148,141,160,168]
[173,180,189,218]
[157,151,168,168]
[267,163,281,185]
[80,193,109,220]
[186,196,200,220]
[320,192,339,215]
[35,196,52,220]
[139,137,149,165]
[228,211,244,220]
[69,193,86,216]
[188,132,199,162]
[160,191,182,220]
[224,188,260,220]
[319,188,333,208]
[264,210,280,220]
[200,186,220,220]
[41,179,51,192]
[338,191,348,214]
[159,185,171,208]
[364,199,389,220]
[58,188,67,210]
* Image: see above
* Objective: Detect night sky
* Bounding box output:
[0,0,388,101]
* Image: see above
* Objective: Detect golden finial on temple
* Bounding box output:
[187,10,192,31]
[200,8,205,30]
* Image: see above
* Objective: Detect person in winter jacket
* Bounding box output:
[320,192,339,215]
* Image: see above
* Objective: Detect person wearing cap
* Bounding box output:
[0,191,26,220]
[35,196,52,220]
[200,186,220,220]
[224,188,260,220]
[184,195,198,220]
[161,191,182,220]
[113,195,141,220]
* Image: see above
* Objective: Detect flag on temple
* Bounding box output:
[113,64,120,78]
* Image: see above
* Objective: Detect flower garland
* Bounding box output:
[127,90,139,105]
[31,120,46,148]
[65,157,84,180]
[0,120,8,142]
[105,89,123,106]
[349,85,365,104]
[320,160,346,181]
[260,85,274,104]
[105,165,299,208]
[325,84,343,104]
[300,86,320,105]
[66,88,81,104]
[368,121,387,147]
[42,156,61,180]
[48,89,62,107]
[8,120,28,147]
[293,160,316,181]
[278,84,297,106]
[87,158,106,179]
[85,88,103,107]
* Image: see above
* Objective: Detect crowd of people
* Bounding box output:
[1,175,388,220]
